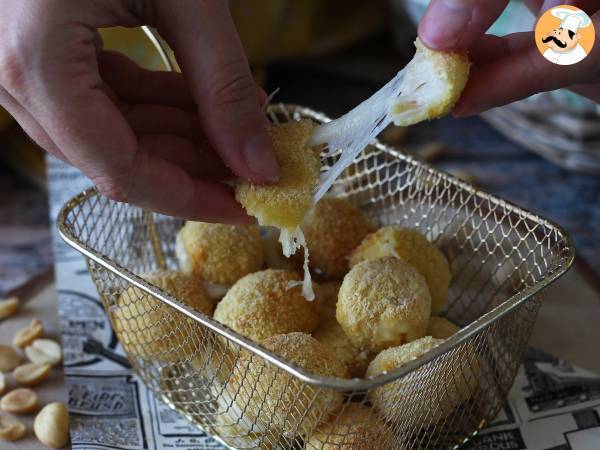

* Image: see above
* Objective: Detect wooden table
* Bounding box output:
[0,264,598,450]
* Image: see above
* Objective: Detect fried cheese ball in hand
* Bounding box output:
[391,38,470,127]
[427,316,460,339]
[213,270,318,342]
[367,336,479,428]
[350,226,451,314]
[235,119,320,232]
[113,270,214,363]
[313,314,369,378]
[306,404,399,450]
[303,198,374,279]
[176,222,264,300]
[227,333,347,439]
[337,257,431,355]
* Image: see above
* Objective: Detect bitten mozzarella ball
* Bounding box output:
[313,315,369,378]
[213,270,318,342]
[303,198,374,279]
[176,221,264,299]
[350,226,451,314]
[113,270,214,362]
[235,120,320,231]
[227,333,347,439]
[337,257,431,354]
[367,336,479,427]
[427,316,460,339]
[306,404,399,450]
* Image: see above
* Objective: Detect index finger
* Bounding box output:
[418,0,509,51]
[153,0,279,183]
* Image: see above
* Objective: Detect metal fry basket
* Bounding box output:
[58,104,574,449]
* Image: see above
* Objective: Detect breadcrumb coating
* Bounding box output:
[177,222,264,286]
[427,316,460,340]
[227,332,347,438]
[337,257,431,354]
[235,119,320,231]
[367,336,479,427]
[350,226,451,314]
[313,314,369,378]
[391,39,470,126]
[303,198,374,279]
[213,270,318,342]
[305,404,399,450]
[114,270,213,362]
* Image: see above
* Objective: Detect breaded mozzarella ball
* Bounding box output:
[213,270,318,342]
[337,257,431,355]
[303,198,374,279]
[350,226,451,314]
[227,333,347,439]
[176,221,264,299]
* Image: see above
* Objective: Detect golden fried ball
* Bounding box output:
[303,198,374,279]
[235,119,320,231]
[391,38,470,126]
[349,226,451,314]
[176,221,264,299]
[313,315,369,378]
[337,257,431,355]
[213,270,318,342]
[427,316,460,340]
[366,336,479,428]
[305,404,399,450]
[113,270,214,362]
[227,332,347,439]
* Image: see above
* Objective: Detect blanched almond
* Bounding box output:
[0,414,26,441]
[13,363,51,386]
[13,319,44,348]
[25,339,62,367]
[34,402,70,448]
[0,345,22,372]
[0,297,19,320]
[0,372,6,395]
[0,388,38,414]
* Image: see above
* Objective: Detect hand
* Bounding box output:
[418,0,600,116]
[0,0,279,223]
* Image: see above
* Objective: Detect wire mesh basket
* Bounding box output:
[57,104,574,449]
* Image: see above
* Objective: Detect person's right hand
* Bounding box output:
[418,0,600,116]
[0,0,279,223]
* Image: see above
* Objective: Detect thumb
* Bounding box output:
[152,0,279,183]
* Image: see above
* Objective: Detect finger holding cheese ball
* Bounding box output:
[227,332,347,439]
[113,270,214,363]
[366,336,479,428]
[302,198,374,279]
[176,222,264,300]
[337,257,431,355]
[306,404,399,450]
[213,269,318,342]
[350,226,451,314]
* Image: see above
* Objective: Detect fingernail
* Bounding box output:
[243,132,280,182]
[420,0,473,49]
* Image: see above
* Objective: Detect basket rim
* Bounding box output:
[56,103,575,391]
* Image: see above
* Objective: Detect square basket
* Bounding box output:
[57,104,574,449]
